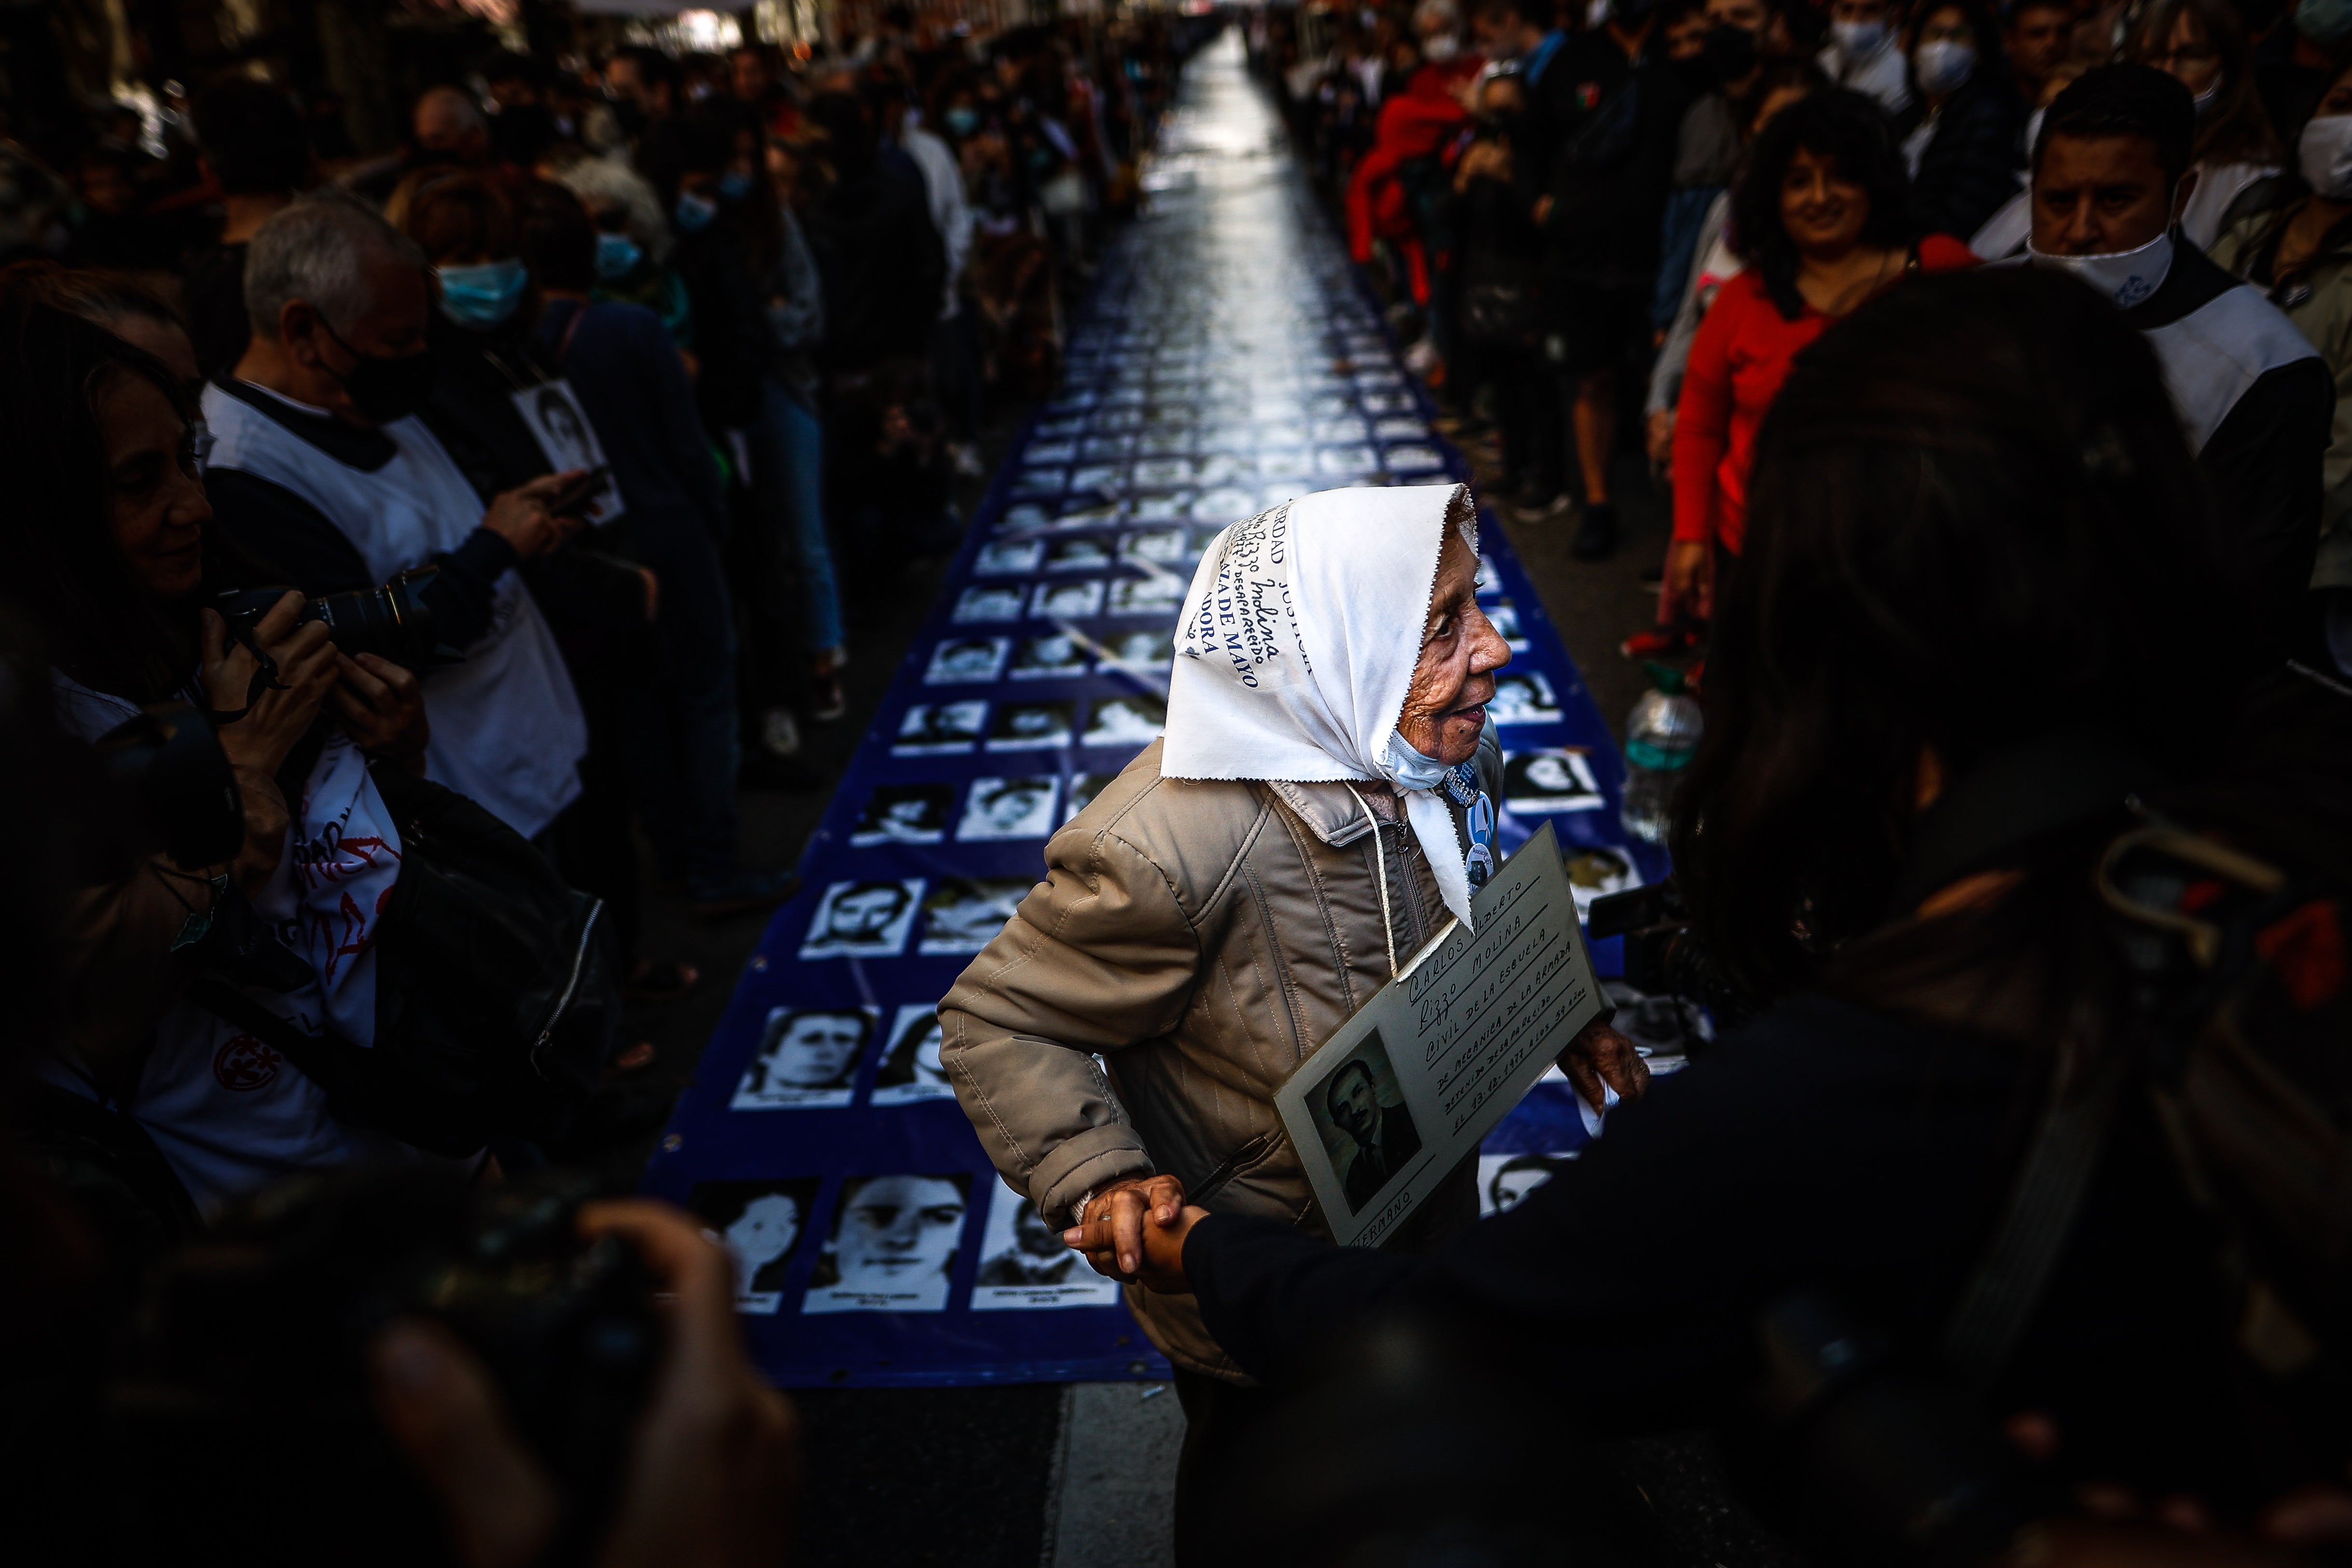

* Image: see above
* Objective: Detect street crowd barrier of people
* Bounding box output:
[5,2,2352,1566]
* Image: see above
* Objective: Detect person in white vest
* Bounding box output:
[198,192,591,842]
[2025,63,2335,646]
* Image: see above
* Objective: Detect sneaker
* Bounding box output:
[687,865,802,921]
[1514,489,1572,521]
[809,646,849,724]
[1571,503,1619,561]
[761,706,802,758]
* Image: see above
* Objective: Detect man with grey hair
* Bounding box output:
[199,192,593,840]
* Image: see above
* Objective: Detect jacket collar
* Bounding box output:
[214,377,398,472]
[1265,778,1392,847]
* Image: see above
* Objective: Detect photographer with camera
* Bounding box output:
[1076,268,2352,1557]
[200,190,592,845]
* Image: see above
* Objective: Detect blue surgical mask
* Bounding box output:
[717,169,754,202]
[594,231,643,280]
[436,258,528,329]
[674,189,718,233]
[945,105,980,137]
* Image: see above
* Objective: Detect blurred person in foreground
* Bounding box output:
[2025,64,2331,650]
[1084,266,2352,1548]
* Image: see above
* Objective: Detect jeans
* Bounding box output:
[749,376,844,652]
[623,526,742,884]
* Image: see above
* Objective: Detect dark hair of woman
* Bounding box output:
[0,295,235,702]
[1669,268,2339,1022]
[2123,0,2280,167]
[1730,88,1916,320]
[516,180,597,295]
[0,260,187,336]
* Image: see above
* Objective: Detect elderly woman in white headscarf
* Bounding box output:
[939,482,1646,1554]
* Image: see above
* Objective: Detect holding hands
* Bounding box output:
[1065,1176,1204,1295]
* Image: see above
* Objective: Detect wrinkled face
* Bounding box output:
[1781,146,1871,256]
[725,1193,803,1271]
[1328,1064,1379,1143]
[829,886,907,939]
[773,1012,865,1085]
[1395,526,1510,767]
[102,371,212,604]
[832,1176,966,1289]
[2031,132,2173,256]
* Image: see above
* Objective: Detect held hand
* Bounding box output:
[332,652,430,764]
[1660,538,1712,625]
[201,597,338,777]
[483,472,589,561]
[638,566,660,624]
[1065,1174,1186,1283]
[1644,408,1674,469]
[1559,1019,1650,1116]
[1065,1201,1206,1295]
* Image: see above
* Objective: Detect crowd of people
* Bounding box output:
[1253,0,2352,680]
[5,1,2352,1565]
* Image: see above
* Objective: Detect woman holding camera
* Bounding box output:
[1083,269,2352,1541]
[2,287,446,1217]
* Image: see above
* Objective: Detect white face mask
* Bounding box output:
[1913,38,1976,94]
[2027,226,2175,308]
[2191,77,2222,118]
[2301,111,2352,200]
[1833,17,1890,55]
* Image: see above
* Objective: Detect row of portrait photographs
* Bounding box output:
[1010,448,1445,501]
[1476,1151,1580,1220]
[796,872,1063,962]
[694,1174,1122,1316]
[848,770,1123,847]
[734,1002,953,1109]
[1014,411,1438,467]
[922,632,1181,689]
[892,697,1165,756]
[968,535,1198,588]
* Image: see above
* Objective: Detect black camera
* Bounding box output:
[110,1168,660,1568]
[1588,878,1752,1041]
[216,568,456,670]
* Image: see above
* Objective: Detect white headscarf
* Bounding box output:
[1163,483,1481,928]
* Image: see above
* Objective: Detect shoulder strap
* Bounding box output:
[553,299,590,372]
[182,975,367,1105]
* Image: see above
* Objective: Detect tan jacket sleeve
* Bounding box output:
[939,823,1203,1227]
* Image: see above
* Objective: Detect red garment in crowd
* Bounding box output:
[1672,235,1978,556]
[1343,59,1480,303]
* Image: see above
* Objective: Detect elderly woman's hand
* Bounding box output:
[1066,1175,1187,1282]
[1065,1200,1205,1295]
[1560,1017,1650,1114]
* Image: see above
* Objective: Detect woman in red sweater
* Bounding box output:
[1666,89,1978,621]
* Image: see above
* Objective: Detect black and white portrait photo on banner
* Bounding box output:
[1108,573,1185,617]
[894,701,986,755]
[925,637,1009,685]
[510,380,623,524]
[802,1173,971,1314]
[1503,748,1605,814]
[987,702,1074,751]
[872,1004,955,1104]
[1476,1152,1577,1220]
[1563,845,1641,920]
[958,777,1057,841]
[691,1178,825,1314]
[1304,1030,1423,1217]
[953,584,1025,624]
[733,1007,876,1109]
[972,1185,1123,1309]
[799,878,924,960]
[1044,536,1111,572]
[975,539,1043,576]
[1031,579,1105,620]
[1489,670,1563,725]
[919,878,1031,956]
[1062,772,1118,825]
[1101,630,1175,672]
[1082,694,1165,748]
[1485,599,1529,651]
[850,783,955,846]
[1010,633,1088,680]
[1120,527,1188,564]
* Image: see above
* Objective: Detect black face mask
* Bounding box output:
[319,320,436,425]
[1702,23,1760,85]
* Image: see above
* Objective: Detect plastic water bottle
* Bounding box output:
[1619,663,1701,844]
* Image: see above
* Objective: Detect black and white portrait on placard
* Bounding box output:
[924,637,1009,685]
[733,1007,877,1108]
[919,877,1031,956]
[1489,671,1563,725]
[972,1185,1122,1310]
[1476,1152,1577,1219]
[957,777,1057,841]
[690,1179,824,1313]
[802,1173,971,1314]
[893,701,986,755]
[511,380,623,524]
[1306,1030,1423,1217]
[1082,694,1166,748]
[1010,633,1088,680]
[849,783,955,846]
[798,878,924,960]
[1502,749,1605,814]
[952,584,1025,624]
[871,1003,956,1104]
[987,701,1075,751]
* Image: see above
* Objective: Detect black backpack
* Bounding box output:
[191,765,619,1156]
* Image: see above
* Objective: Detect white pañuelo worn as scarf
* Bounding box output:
[1163,482,1482,929]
